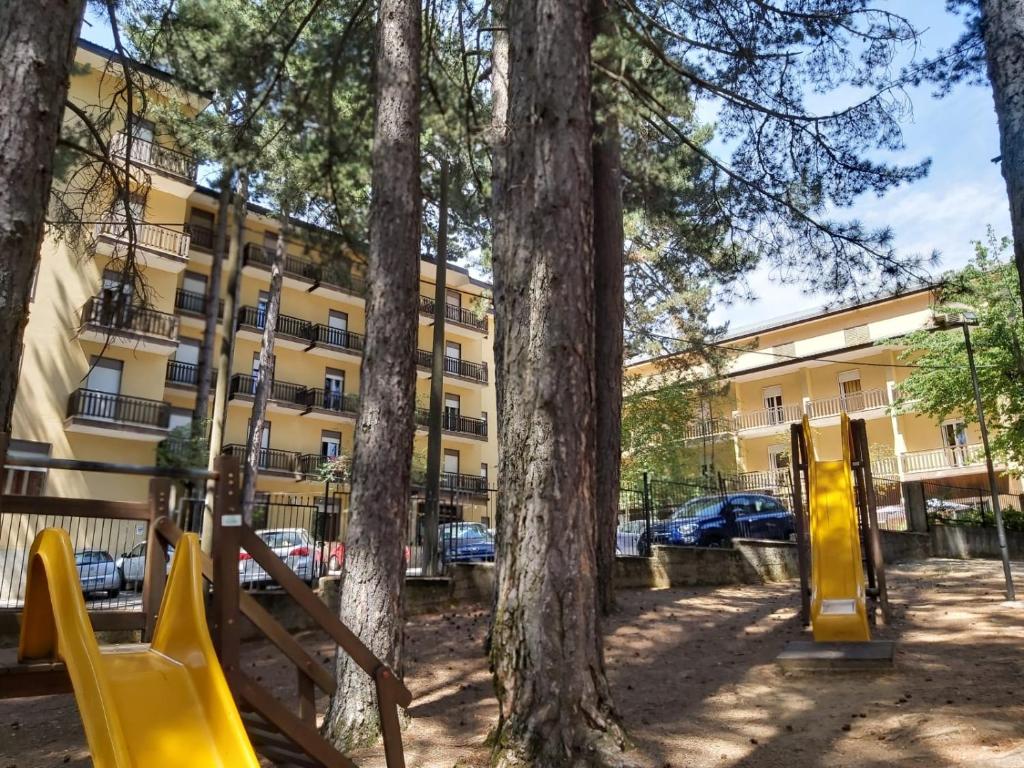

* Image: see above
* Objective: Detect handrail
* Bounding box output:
[83,295,179,340]
[67,388,171,428]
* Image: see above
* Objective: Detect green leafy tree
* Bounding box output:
[893,230,1024,469]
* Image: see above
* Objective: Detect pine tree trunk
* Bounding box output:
[241,224,287,516]
[323,0,421,750]
[489,2,632,764]
[591,0,625,618]
[980,0,1024,307]
[0,2,85,435]
[192,168,233,437]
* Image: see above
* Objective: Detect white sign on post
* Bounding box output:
[221,514,243,528]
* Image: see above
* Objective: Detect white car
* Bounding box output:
[116,542,175,591]
[239,528,316,587]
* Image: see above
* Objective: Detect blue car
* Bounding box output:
[637,494,795,554]
[439,522,495,563]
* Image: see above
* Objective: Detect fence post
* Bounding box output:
[642,471,653,558]
[211,455,242,673]
[902,481,928,532]
[142,477,171,642]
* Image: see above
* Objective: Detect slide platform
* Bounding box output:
[804,415,871,643]
[18,528,259,768]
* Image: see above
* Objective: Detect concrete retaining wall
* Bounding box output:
[929,526,1024,561]
[880,531,932,562]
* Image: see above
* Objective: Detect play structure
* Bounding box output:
[0,447,411,768]
[789,415,891,644]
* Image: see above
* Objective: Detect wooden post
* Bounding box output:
[142,478,171,641]
[297,669,316,726]
[375,666,407,768]
[211,455,242,671]
[0,433,8,520]
[790,424,811,626]
[854,420,891,624]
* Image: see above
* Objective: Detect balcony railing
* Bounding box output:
[899,445,985,475]
[174,288,223,318]
[415,409,488,437]
[683,417,735,440]
[302,388,360,415]
[96,219,190,261]
[310,324,365,355]
[222,444,300,474]
[82,295,179,341]
[318,261,367,297]
[236,306,314,342]
[734,403,804,431]
[806,389,888,420]
[67,389,170,429]
[228,374,306,407]
[418,295,489,332]
[735,469,791,491]
[166,360,198,386]
[110,132,198,181]
[243,243,321,283]
[416,350,489,383]
[413,470,491,494]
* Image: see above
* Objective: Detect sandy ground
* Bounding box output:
[2,558,1023,767]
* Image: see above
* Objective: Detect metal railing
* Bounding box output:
[166,360,198,386]
[416,350,489,383]
[415,409,488,437]
[110,132,198,181]
[236,306,314,343]
[301,388,360,415]
[67,389,170,429]
[418,295,489,331]
[174,288,223,318]
[96,219,190,260]
[310,324,365,354]
[222,444,300,473]
[899,444,986,474]
[243,243,321,283]
[82,295,179,340]
[806,389,888,419]
[318,261,367,297]
[228,374,306,407]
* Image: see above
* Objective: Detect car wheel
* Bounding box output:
[705,536,726,548]
[108,589,120,598]
[329,555,341,572]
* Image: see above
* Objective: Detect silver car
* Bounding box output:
[239,528,316,587]
[75,550,121,598]
[115,542,175,591]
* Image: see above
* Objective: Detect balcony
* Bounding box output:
[418,294,489,333]
[682,417,735,441]
[899,445,986,477]
[65,389,170,441]
[316,261,368,300]
[165,361,217,391]
[236,306,314,349]
[301,388,360,418]
[412,469,491,495]
[228,374,306,412]
[110,132,198,183]
[80,295,179,354]
[307,323,365,360]
[222,444,301,476]
[242,243,320,288]
[415,409,488,440]
[174,288,224,325]
[805,389,888,420]
[94,219,191,272]
[733,404,804,433]
[415,349,489,384]
[735,469,791,491]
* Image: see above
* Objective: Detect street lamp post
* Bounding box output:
[938,313,1015,600]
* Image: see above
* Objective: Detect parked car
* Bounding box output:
[927,498,983,523]
[116,542,175,591]
[75,550,120,598]
[439,522,495,563]
[239,528,316,587]
[637,494,795,554]
[616,519,647,556]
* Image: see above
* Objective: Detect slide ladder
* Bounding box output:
[803,415,871,642]
[18,528,260,768]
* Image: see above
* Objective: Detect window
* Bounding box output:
[445,340,462,360]
[768,445,790,477]
[181,271,207,296]
[480,463,488,480]
[251,352,275,391]
[324,368,345,409]
[86,357,123,394]
[328,310,348,332]
[446,289,462,309]
[2,439,49,496]
[256,291,270,327]
[321,430,341,458]
[188,209,216,249]
[168,408,192,432]
[838,370,863,411]
[941,420,968,466]
[444,449,460,476]
[762,385,784,424]
[263,231,278,255]
[175,338,200,366]
[130,117,155,143]
[444,393,460,414]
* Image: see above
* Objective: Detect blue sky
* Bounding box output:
[81,3,1011,330]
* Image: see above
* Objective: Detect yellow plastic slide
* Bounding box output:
[18,529,259,768]
[804,414,871,643]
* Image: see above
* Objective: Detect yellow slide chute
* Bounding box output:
[18,529,259,768]
[804,414,871,643]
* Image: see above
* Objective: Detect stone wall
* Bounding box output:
[880,531,932,562]
[929,525,1024,561]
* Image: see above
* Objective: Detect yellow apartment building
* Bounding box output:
[627,285,1021,498]
[4,41,498,525]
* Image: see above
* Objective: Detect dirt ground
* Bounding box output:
[2,558,1023,767]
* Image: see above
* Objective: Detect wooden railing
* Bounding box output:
[96,219,190,261]
[82,295,179,341]
[110,132,198,181]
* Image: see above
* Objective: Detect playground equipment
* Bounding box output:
[0,448,411,767]
[18,529,259,768]
[789,415,891,641]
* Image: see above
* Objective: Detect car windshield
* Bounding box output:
[260,531,308,548]
[75,551,111,565]
[441,524,492,543]
[670,498,722,520]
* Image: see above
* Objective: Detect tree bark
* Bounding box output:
[423,159,449,577]
[489,2,632,765]
[0,1,85,436]
[591,0,625,618]
[202,170,248,551]
[323,0,421,750]
[241,223,287,516]
[980,0,1024,308]
[192,167,234,438]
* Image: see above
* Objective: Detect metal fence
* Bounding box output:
[921,479,1024,532]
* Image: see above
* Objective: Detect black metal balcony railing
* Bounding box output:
[412,469,490,494]
[67,389,170,429]
[310,324,365,355]
[236,306,314,342]
[302,388,360,415]
[228,374,306,407]
[222,444,300,473]
[166,360,198,386]
[415,409,488,437]
[416,349,489,383]
[187,222,215,250]
[83,295,179,340]
[318,261,368,297]
[243,243,321,282]
[111,132,198,181]
[418,295,489,332]
[174,288,224,318]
